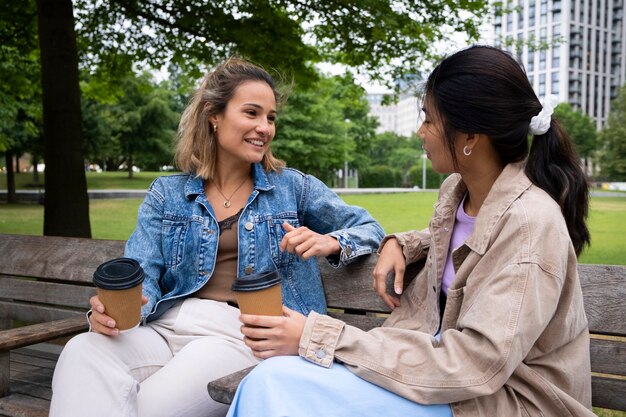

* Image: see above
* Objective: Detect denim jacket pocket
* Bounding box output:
[267,213,300,269]
[161,216,192,268]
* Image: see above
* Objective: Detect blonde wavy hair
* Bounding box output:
[175,57,286,179]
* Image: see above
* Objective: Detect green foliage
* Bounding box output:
[359,165,403,188]
[72,0,489,90]
[0,0,41,153]
[554,103,598,159]
[407,164,445,189]
[599,86,626,181]
[82,72,179,175]
[274,74,377,183]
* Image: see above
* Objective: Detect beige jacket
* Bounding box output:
[299,162,593,416]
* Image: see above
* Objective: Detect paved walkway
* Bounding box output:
[2,188,625,202]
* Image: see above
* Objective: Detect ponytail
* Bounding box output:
[525,120,590,256]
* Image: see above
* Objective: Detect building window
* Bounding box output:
[551,71,560,93]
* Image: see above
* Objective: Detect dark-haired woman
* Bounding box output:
[228,45,594,417]
[48,58,384,417]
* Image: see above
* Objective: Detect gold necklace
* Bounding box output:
[212,177,249,208]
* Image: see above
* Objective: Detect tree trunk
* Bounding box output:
[37,0,91,237]
[5,151,17,204]
[127,155,134,179]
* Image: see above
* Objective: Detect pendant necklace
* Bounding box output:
[212,177,249,208]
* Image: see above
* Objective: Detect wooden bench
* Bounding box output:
[0,234,624,416]
[0,234,126,417]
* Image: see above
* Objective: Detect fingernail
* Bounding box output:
[97,306,104,313]
[107,320,115,327]
[395,287,402,295]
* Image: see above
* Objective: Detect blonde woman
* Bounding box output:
[49,58,384,417]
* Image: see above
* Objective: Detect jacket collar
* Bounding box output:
[183,163,274,200]
[439,162,532,256]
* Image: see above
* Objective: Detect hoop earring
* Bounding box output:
[463,145,472,156]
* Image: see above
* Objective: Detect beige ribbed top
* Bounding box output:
[193,211,240,303]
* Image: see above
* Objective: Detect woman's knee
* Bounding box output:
[243,356,308,388]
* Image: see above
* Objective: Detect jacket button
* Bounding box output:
[244,222,254,231]
[245,266,253,274]
[345,247,352,256]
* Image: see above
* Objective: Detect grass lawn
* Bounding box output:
[1,189,625,265]
[0,171,166,191]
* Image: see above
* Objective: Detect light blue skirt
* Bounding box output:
[226,356,453,417]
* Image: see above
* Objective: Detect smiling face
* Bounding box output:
[211,80,277,166]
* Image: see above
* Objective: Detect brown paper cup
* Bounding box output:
[232,270,283,316]
[234,282,283,316]
[97,284,143,331]
[93,257,145,332]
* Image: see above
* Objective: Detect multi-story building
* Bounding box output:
[492,0,626,128]
[367,74,421,137]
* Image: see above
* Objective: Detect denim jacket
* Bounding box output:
[125,163,384,323]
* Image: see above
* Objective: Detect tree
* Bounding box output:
[599,87,626,181]
[113,73,178,177]
[37,0,91,237]
[554,103,597,173]
[23,0,490,236]
[274,76,346,183]
[0,0,42,202]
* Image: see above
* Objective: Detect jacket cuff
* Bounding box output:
[379,232,428,265]
[299,311,345,368]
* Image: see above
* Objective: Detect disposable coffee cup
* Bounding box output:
[231,270,283,316]
[93,257,144,331]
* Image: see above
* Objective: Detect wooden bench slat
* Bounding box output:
[591,376,626,411]
[0,277,94,310]
[0,234,125,282]
[0,391,50,417]
[0,317,87,351]
[0,302,84,326]
[207,366,254,406]
[579,264,626,335]
[590,337,626,376]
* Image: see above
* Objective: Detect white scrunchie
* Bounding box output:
[529,95,559,135]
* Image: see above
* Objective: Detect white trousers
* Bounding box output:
[49,298,260,417]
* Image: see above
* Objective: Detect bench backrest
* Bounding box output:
[0,234,125,325]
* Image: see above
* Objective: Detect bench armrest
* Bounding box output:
[0,316,88,352]
[207,366,255,404]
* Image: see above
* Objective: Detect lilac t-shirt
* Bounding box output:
[442,196,476,295]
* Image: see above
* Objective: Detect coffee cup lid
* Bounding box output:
[231,270,280,292]
[93,257,144,290]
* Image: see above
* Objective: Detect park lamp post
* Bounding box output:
[422,151,427,190]
[344,118,350,188]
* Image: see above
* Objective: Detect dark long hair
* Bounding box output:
[424,45,590,256]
